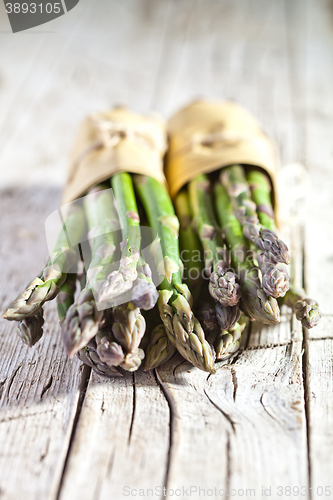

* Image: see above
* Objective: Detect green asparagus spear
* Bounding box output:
[188,175,240,307]
[15,254,78,349]
[195,294,244,358]
[3,204,85,321]
[246,168,277,231]
[98,322,146,373]
[55,268,122,377]
[282,285,321,329]
[112,302,146,353]
[257,253,289,299]
[215,302,241,331]
[214,181,280,324]
[144,323,177,371]
[95,329,125,366]
[95,327,145,372]
[215,320,246,360]
[220,165,290,264]
[62,186,119,357]
[174,189,204,304]
[57,272,77,325]
[98,173,140,301]
[77,337,123,378]
[17,310,44,347]
[246,168,289,298]
[134,174,216,373]
[130,258,159,310]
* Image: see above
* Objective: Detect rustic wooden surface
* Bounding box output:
[0,1,333,499]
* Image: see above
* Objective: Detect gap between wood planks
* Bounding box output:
[154,369,176,494]
[55,365,92,500]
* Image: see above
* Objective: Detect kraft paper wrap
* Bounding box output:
[62,108,167,204]
[166,100,279,219]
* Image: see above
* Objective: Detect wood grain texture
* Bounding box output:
[58,370,170,500]
[307,334,333,493]
[155,318,308,497]
[0,0,332,498]
[0,309,84,500]
[0,189,85,500]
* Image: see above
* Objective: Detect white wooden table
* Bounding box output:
[0,1,332,499]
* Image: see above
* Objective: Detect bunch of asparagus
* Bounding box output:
[174,165,321,360]
[2,166,321,377]
[2,172,215,375]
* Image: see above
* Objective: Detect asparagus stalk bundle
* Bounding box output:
[246,169,289,298]
[220,165,290,265]
[61,184,150,373]
[133,174,216,373]
[175,186,243,359]
[4,167,217,374]
[56,272,120,377]
[61,186,118,357]
[188,175,240,307]
[98,173,141,301]
[173,162,320,354]
[3,105,321,381]
[214,179,280,324]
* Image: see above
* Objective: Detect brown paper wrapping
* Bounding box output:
[166,100,279,219]
[62,107,167,204]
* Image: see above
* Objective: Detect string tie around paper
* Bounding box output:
[166,100,279,212]
[184,130,270,158]
[69,113,167,183]
[62,109,167,204]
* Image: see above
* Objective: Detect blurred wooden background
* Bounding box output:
[0,0,333,499]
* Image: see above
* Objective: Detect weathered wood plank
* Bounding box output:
[208,339,307,494]
[0,1,332,500]
[58,370,170,500]
[155,319,308,496]
[307,332,333,493]
[308,316,333,340]
[156,356,231,497]
[289,1,333,490]
[0,308,84,500]
[0,188,84,500]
